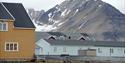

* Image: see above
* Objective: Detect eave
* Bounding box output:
[14,27,36,30]
[0,19,14,21]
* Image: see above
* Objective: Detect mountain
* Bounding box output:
[27,8,45,21]
[35,0,125,41]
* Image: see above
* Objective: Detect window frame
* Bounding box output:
[5,42,19,51]
[0,22,8,31]
[63,47,67,52]
[124,49,125,54]
[41,47,43,53]
[98,48,102,53]
[110,48,114,53]
[54,47,57,52]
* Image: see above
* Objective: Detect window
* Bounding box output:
[41,47,43,53]
[98,48,102,53]
[124,49,125,54]
[63,47,66,52]
[54,47,57,52]
[118,48,122,51]
[110,48,114,53]
[0,22,8,31]
[5,42,18,51]
[79,48,82,50]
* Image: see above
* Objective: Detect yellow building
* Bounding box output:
[0,2,35,62]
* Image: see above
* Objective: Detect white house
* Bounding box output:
[35,32,125,58]
[35,38,125,57]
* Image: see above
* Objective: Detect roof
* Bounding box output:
[44,39,125,47]
[36,32,84,40]
[80,33,89,36]
[3,2,35,28]
[63,32,83,39]
[48,32,67,37]
[36,32,50,42]
[0,3,14,20]
[36,32,67,41]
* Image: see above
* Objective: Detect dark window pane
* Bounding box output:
[0,23,2,30]
[124,49,125,54]
[14,44,17,50]
[98,48,102,53]
[6,44,9,50]
[10,44,13,50]
[110,48,113,53]
[3,23,7,30]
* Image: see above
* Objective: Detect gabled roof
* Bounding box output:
[36,32,93,41]
[3,2,35,28]
[36,32,67,41]
[0,3,14,20]
[44,39,125,47]
[36,32,82,40]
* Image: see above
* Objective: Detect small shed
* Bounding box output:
[78,49,96,56]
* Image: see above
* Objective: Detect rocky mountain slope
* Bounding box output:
[27,8,45,21]
[35,0,125,41]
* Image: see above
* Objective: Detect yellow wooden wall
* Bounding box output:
[0,20,35,60]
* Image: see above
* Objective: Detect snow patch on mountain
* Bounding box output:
[61,9,71,16]
[32,20,57,31]
[58,22,65,26]
[36,25,57,31]
[98,4,102,8]
[48,13,52,17]
[73,9,79,16]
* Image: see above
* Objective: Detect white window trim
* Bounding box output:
[0,22,8,31]
[5,42,19,51]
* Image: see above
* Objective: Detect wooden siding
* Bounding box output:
[78,50,96,56]
[0,20,35,60]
